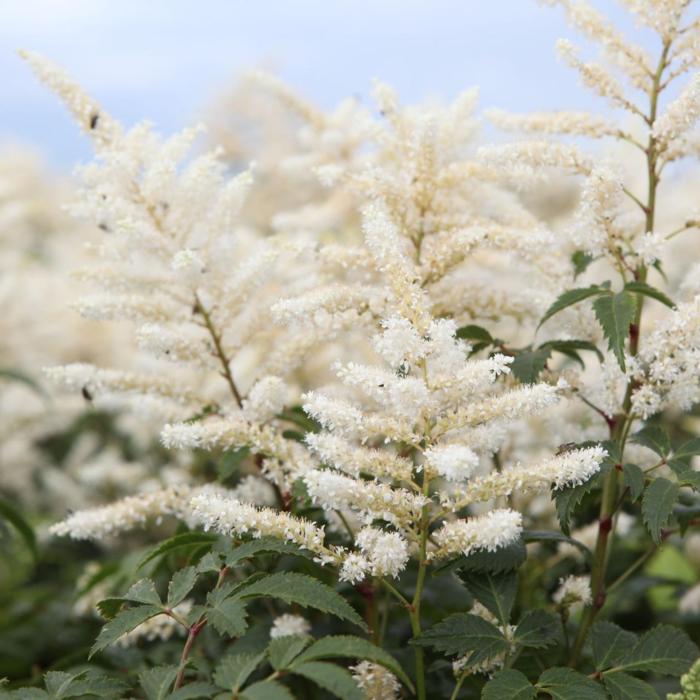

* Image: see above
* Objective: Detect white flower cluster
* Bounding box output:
[269,614,311,639]
[350,661,401,700]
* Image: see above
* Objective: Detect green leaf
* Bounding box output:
[292,662,362,700]
[642,477,679,543]
[292,635,413,692]
[624,280,675,309]
[168,567,198,608]
[602,672,658,700]
[139,667,178,700]
[631,425,671,457]
[592,291,636,371]
[572,251,594,278]
[513,609,560,649]
[268,635,313,670]
[218,447,250,482]
[554,476,600,536]
[523,530,591,562]
[138,532,219,569]
[205,593,248,638]
[457,571,516,627]
[44,671,84,699]
[456,324,494,344]
[668,438,700,473]
[590,622,637,671]
[167,683,218,700]
[615,624,699,676]
[0,497,38,562]
[483,670,536,700]
[414,613,508,668]
[537,667,606,699]
[539,286,604,328]
[234,573,366,631]
[225,537,312,568]
[679,470,700,490]
[240,681,294,700]
[61,672,128,699]
[123,578,163,606]
[623,464,645,502]
[433,539,526,576]
[540,339,604,363]
[90,605,163,657]
[213,652,265,691]
[510,348,551,384]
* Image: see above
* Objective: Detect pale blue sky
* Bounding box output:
[1,1,661,169]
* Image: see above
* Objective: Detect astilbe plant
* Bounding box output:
[3,1,700,699]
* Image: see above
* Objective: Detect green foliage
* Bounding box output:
[536,667,606,699]
[90,605,164,657]
[624,280,676,309]
[642,477,680,543]
[513,609,560,649]
[415,613,509,667]
[291,636,413,691]
[0,498,38,562]
[592,291,636,371]
[457,571,516,627]
[538,285,605,328]
[291,662,362,700]
[233,573,366,630]
[482,670,536,700]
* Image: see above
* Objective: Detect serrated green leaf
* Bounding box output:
[623,464,645,502]
[124,578,162,606]
[213,652,265,691]
[167,567,198,608]
[268,635,312,670]
[679,470,700,490]
[540,339,604,363]
[218,447,251,482]
[513,609,560,649]
[602,672,658,700]
[61,672,128,699]
[593,291,636,371]
[458,571,516,627]
[523,530,592,562]
[483,669,536,700]
[225,537,312,568]
[537,667,606,699]
[631,425,671,457]
[624,281,675,309]
[167,683,218,700]
[668,438,700,474]
[292,662,362,700]
[456,324,494,344]
[414,613,508,668]
[90,605,163,657]
[2,690,48,699]
[138,532,219,570]
[590,622,637,671]
[614,624,699,675]
[196,552,223,573]
[432,539,526,576]
[240,680,294,700]
[205,595,248,638]
[572,251,594,278]
[642,477,679,543]
[0,498,38,562]
[554,476,600,536]
[139,666,179,700]
[234,573,366,630]
[510,348,552,384]
[292,635,413,692]
[44,671,83,699]
[539,286,604,328]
